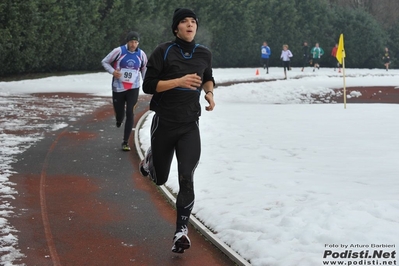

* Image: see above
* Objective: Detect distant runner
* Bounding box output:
[101,31,147,151]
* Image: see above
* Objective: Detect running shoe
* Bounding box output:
[139,160,149,176]
[171,227,191,253]
[139,147,152,177]
[122,142,130,151]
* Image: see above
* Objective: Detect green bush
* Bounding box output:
[0,0,397,77]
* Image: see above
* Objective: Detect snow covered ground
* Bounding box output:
[1,67,399,265]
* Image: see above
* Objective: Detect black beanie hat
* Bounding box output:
[171,8,198,36]
[126,31,140,42]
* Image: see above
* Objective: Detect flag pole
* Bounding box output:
[342,56,346,109]
[336,33,346,109]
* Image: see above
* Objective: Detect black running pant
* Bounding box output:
[303,56,309,67]
[261,58,270,70]
[112,89,139,142]
[150,114,200,233]
[282,61,290,71]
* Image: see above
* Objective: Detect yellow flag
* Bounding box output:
[336,33,345,64]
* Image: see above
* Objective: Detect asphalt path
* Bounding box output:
[8,94,235,266]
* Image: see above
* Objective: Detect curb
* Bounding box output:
[134,110,251,266]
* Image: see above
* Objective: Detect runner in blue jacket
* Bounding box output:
[101,31,148,151]
[261,41,271,74]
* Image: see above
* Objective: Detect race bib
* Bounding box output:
[120,68,138,83]
[119,68,138,89]
[262,48,267,54]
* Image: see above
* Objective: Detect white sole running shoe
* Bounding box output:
[171,231,191,253]
[139,160,149,177]
[139,147,153,180]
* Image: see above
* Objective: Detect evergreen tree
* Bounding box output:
[0,0,40,76]
[0,0,397,77]
[331,7,387,68]
[387,21,399,68]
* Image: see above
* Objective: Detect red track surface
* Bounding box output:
[333,86,399,103]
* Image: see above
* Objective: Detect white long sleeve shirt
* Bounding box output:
[280,50,293,61]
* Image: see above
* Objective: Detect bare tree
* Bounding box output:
[370,0,399,28]
[327,0,399,28]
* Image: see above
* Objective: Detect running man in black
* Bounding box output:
[382,47,391,71]
[140,8,215,253]
[301,41,309,72]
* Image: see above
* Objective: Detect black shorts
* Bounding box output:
[282,61,290,70]
[261,58,269,67]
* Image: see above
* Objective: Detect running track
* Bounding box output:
[5,85,399,265]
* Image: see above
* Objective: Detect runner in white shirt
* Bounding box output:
[280,44,293,79]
